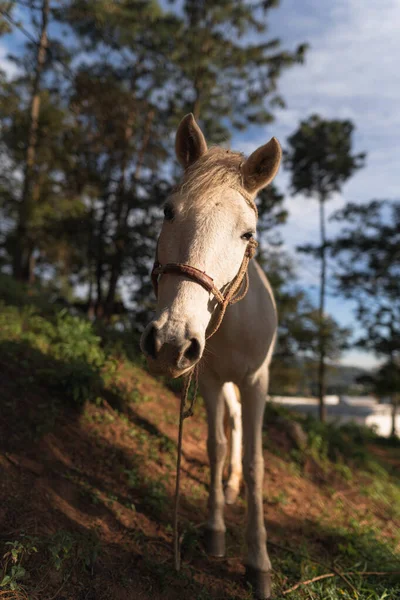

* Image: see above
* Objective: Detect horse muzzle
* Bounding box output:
[140,321,204,378]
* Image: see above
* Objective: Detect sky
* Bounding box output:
[231,0,400,369]
[1,0,398,369]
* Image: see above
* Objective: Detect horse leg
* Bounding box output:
[200,376,227,557]
[240,370,271,600]
[224,383,243,505]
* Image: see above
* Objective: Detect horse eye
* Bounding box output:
[163,204,174,221]
[241,231,254,241]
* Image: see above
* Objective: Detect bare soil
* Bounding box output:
[0,358,399,599]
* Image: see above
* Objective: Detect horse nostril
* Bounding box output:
[184,337,202,363]
[142,324,158,359]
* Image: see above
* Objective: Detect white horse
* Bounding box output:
[141,114,281,599]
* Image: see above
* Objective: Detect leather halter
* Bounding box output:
[151,238,258,337]
[152,261,224,304]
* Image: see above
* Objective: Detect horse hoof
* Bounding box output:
[204,528,225,557]
[225,484,240,505]
[245,565,272,599]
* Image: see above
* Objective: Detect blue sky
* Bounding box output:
[1,0,398,368]
[231,0,400,369]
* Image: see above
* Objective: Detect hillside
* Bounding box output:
[0,282,399,599]
[327,364,370,393]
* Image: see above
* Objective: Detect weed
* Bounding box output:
[124,467,168,513]
[125,467,141,489]
[159,437,175,454]
[0,535,38,591]
[0,531,99,594]
[265,490,288,505]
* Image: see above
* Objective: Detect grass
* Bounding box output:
[269,518,400,599]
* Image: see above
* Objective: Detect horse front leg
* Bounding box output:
[240,370,271,600]
[200,375,227,557]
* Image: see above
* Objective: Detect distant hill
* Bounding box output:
[327,363,371,394]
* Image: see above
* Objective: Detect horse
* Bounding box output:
[140,113,281,599]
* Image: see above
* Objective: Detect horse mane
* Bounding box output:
[174,147,247,205]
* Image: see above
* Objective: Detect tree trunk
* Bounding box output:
[318,197,327,422]
[13,0,49,282]
[391,395,398,437]
[193,85,201,121]
[87,205,95,319]
[104,109,154,320]
[94,193,111,319]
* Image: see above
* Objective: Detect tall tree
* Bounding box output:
[171,0,307,142]
[331,199,400,433]
[0,0,85,292]
[57,0,308,318]
[260,249,349,395]
[13,0,50,282]
[57,0,171,318]
[284,115,365,420]
[2,0,309,322]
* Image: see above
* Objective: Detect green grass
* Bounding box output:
[0,274,145,409]
[270,521,400,599]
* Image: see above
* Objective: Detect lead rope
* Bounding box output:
[172,236,257,571]
[173,365,199,570]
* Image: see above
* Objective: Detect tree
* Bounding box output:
[0,1,85,292]
[56,0,174,318]
[284,115,365,420]
[13,0,50,282]
[260,249,349,395]
[171,0,307,142]
[375,360,400,437]
[331,199,400,433]
[1,0,309,323]
[56,0,308,318]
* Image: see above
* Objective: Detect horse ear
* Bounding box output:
[241,137,282,194]
[175,113,208,169]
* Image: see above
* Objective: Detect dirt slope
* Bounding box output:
[0,357,399,600]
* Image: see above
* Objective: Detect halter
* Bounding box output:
[150,186,258,340]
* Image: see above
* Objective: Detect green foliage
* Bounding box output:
[331,199,400,359]
[125,466,168,515]
[0,0,308,321]
[0,2,15,37]
[51,309,104,366]
[0,299,105,405]
[0,278,145,407]
[0,531,99,593]
[0,535,38,591]
[285,114,366,199]
[262,249,350,395]
[264,400,398,478]
[284,115,366,418]
[301,417,379,467]
[170,0,308,139]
